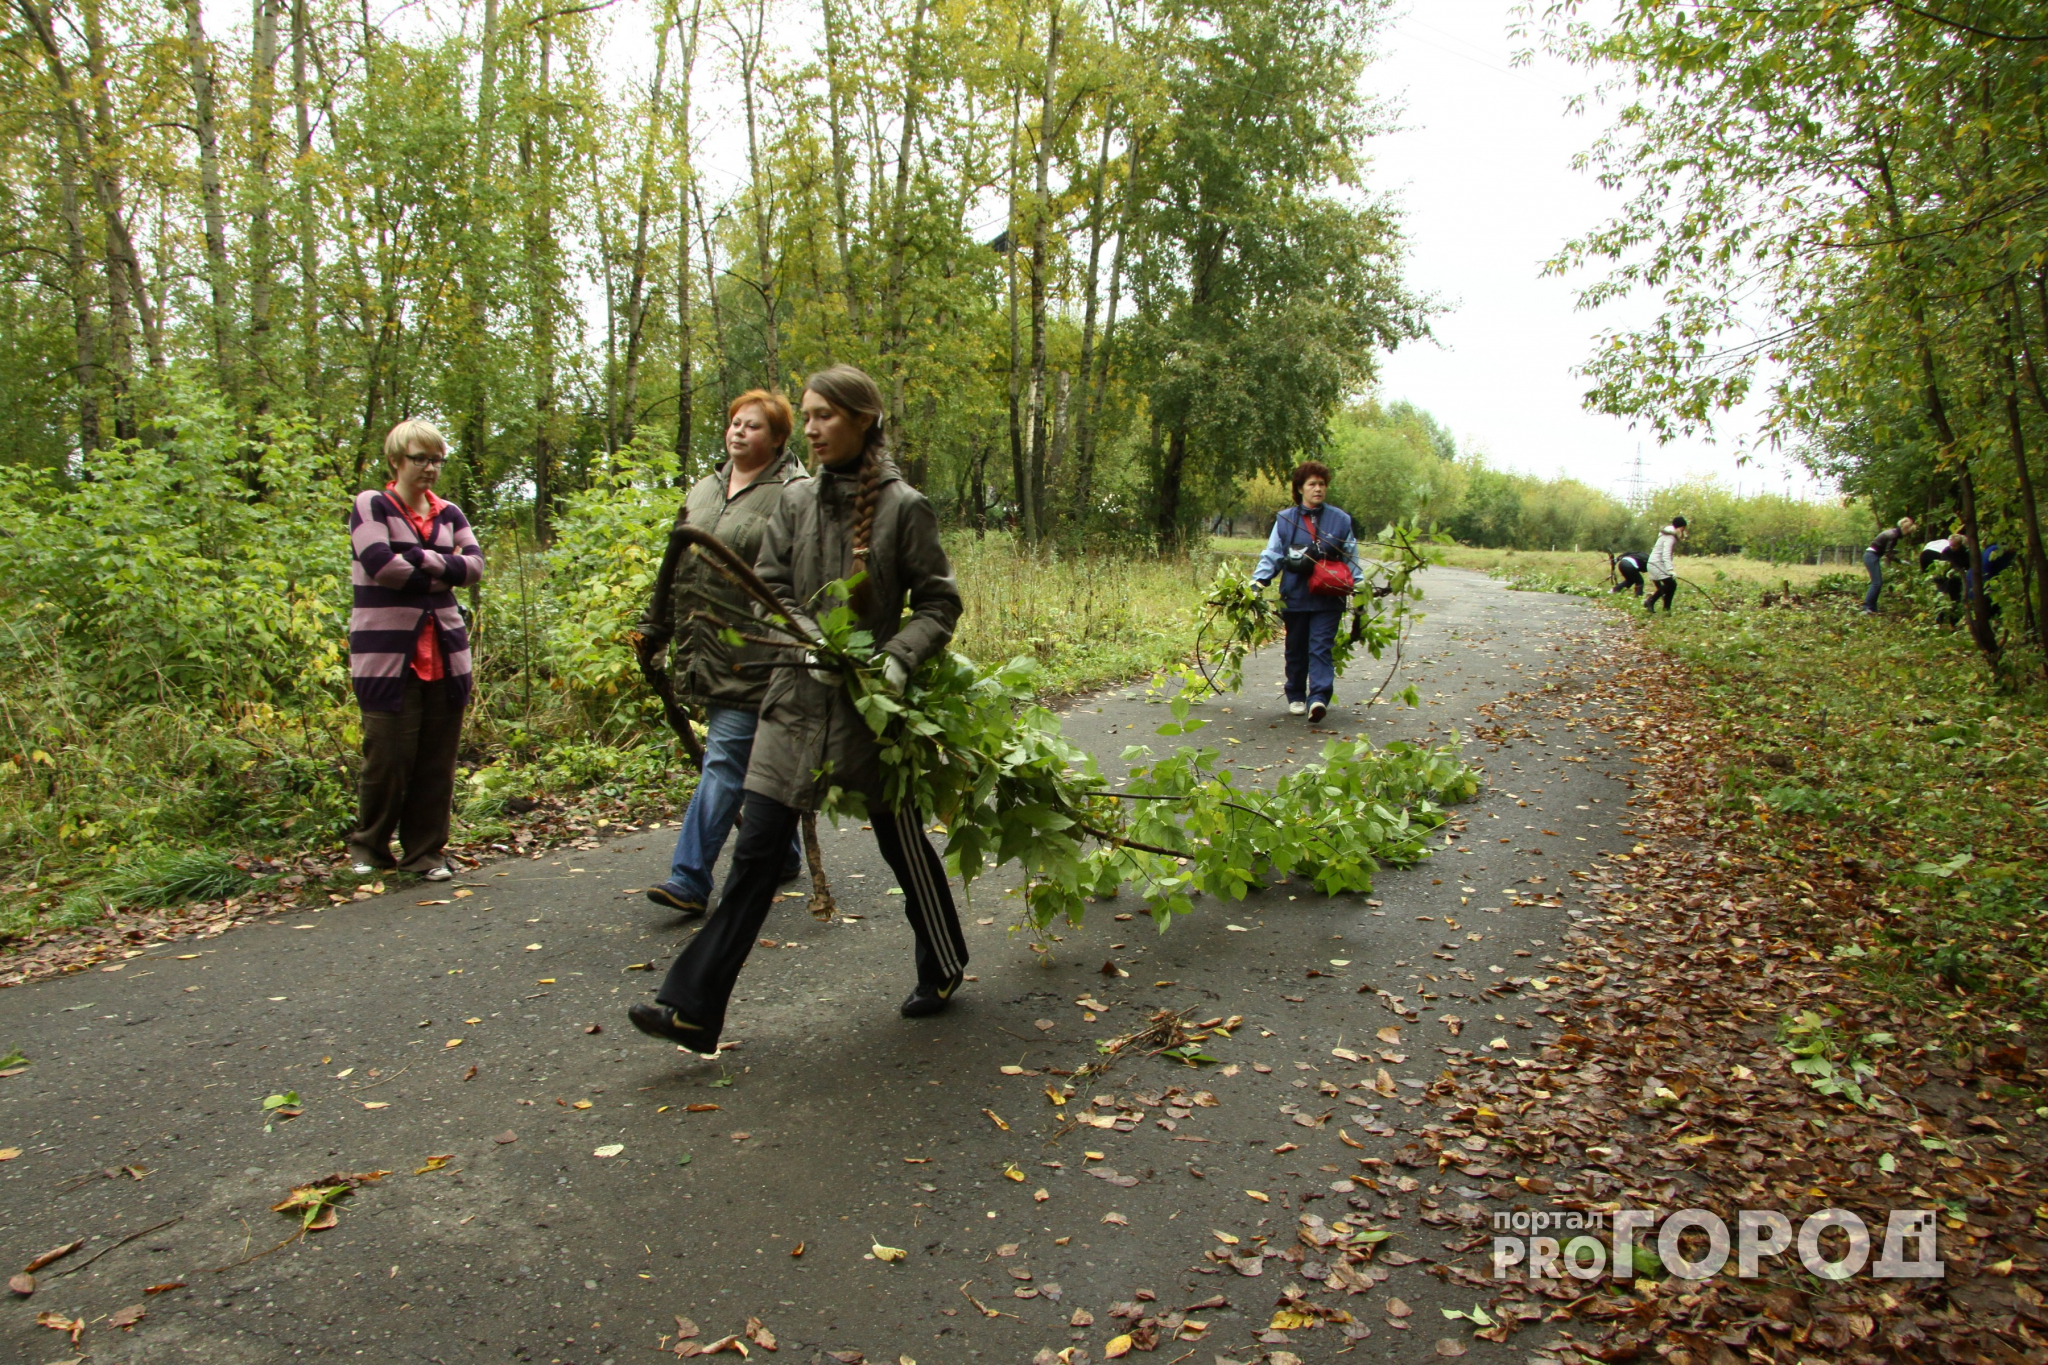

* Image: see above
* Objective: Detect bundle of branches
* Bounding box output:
[1193,522,1442,700]
[669,526,1480,932]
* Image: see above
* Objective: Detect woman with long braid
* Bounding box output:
[628,366,969,1053]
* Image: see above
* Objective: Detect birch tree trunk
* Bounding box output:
[1025,0,1061,539]
[248,0,282,402]
[181,0,233,385]
[672,0,702,482]
[292,0,319,407]
[619,9,671,451]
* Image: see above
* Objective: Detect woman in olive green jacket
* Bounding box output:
[629,365,968,1053]
[633,389,805,914]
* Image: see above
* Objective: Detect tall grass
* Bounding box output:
[950,532,1225,694]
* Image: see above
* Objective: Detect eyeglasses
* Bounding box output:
[404,453,449,466]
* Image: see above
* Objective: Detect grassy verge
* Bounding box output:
[1579,565,2048,1022]
[948,533,1230,696]
[1435,543,1841,594]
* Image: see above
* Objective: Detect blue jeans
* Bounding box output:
[1283,610,1342,706]
[1863,548,1883,612]
[665,705,800,902]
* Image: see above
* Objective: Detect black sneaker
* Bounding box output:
[627,1002,716,1051]
[901,975,964,1018]
[777,859,805,885]
[1308,701,1327,723]
[646,882,707,915]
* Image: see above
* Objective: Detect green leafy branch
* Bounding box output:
[668,527,1480,932]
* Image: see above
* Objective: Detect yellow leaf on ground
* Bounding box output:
[1104,1334,1133,1359]
[871,1241,906,1263]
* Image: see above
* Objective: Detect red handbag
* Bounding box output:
[1301,513,1355,597]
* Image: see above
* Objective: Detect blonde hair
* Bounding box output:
[384,419,448,472]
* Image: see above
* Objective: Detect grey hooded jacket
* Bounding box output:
[742,458,962,810]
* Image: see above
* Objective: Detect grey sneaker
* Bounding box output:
[422,866,454,882]
[1287,701,1308,717]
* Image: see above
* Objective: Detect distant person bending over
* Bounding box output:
[1644,516,1686,613]
[1922,530,1972,611]
[346,421,485,879]
[632,390,806,916]
[1251,461,1362,724]
[1611,549,1648,596]
[1861,516,1917,615]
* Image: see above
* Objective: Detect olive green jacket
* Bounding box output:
[636,450,807,712]
[743,458,962,811]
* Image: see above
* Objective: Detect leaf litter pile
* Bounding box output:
[1400,624,2048,1365]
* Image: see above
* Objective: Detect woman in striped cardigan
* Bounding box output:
[346,420,485,879]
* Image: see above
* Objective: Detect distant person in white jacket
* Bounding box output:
[1645,516,1687,613]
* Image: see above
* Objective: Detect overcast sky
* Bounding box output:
[1365,2,1831,502]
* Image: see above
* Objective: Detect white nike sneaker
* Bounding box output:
[1288,701,1308,716]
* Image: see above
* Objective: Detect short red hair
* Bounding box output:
[728,389,795,452]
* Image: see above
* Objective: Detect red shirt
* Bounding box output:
[386,484,448,682]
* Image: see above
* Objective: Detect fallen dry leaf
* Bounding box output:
[981,1108,1010,1131]
[7,1272,32,1296]
[414,1154,454,1174]
[1103,1334,1133,1359]
[1245,1189,1270,1203]
[22,1240,83,1273]
[1376,1025,1402,1043]
[0,1147,19,1160]
[744,1316,778,1351]
[593,1143,624,1158]
[1101,1212,1129,1226]
[108,1303,145,1330]
[493,1131,517,1144]
[871,1241,906,1263]
[1435,1340,1468,1357]
[686,1103,720,1112]
[1385,1298,1412,1318]
[36,1310,84,1343]
[143,1281,185,1294]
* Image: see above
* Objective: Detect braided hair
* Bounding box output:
[802,365,888,611]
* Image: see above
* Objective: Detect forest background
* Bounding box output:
[0,0,2038,941]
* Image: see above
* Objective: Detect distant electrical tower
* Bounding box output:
[1626,445,1645,508]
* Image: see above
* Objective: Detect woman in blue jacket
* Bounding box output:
[1251,461,1361,723]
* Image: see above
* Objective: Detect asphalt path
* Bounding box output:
[0,566,1639,1365]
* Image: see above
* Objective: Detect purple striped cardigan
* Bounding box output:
[348,488,485,713]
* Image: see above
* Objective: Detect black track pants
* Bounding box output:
[1646,577,1677,612]
[655,792,967,1042]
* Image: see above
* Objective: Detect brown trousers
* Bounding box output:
[348,676,464,872]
